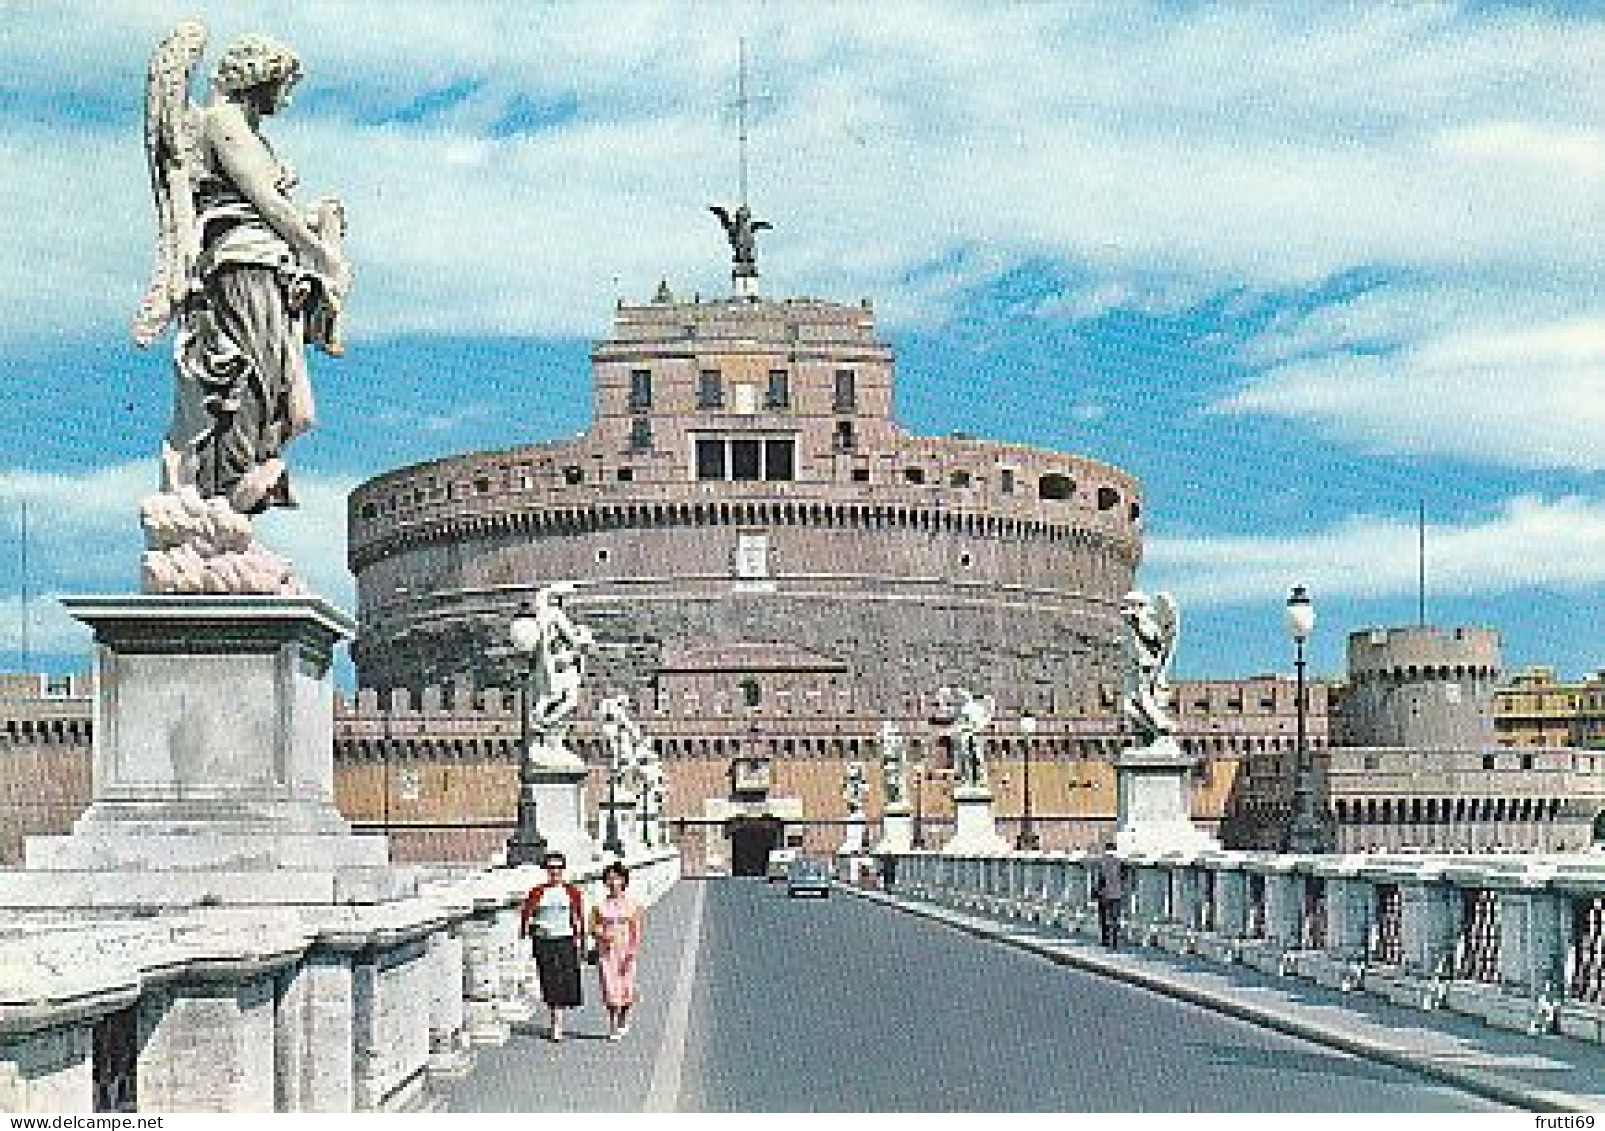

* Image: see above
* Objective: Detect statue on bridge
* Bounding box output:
[843,761,868,818]
[597,695,645,778]
[878,721,908,807]
[133,21,352,595]
[949,688,997,789]
[1121,590,1181,746]
[526,582,595,737]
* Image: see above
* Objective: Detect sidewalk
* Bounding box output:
[848,885,1605,1113]
[442,879,705,1112]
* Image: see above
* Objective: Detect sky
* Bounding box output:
[0,0,1601,688]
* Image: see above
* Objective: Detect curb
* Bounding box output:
[843,885,1601,1114]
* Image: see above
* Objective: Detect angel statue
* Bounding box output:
[523,582,595,735]
[709,202,771,279]
[878,721,908,807]
[1121,590,1181,745]
[843,761,868,818]
[131,22,350,593]
[950,688,997,789]
[597,695,645,778]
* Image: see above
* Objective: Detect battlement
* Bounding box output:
[1346,625,1502,681]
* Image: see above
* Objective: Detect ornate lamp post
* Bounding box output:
[1016,714,1040,850]
[600,715,625,858]
[1285,585,1327,853]
[505,602,548,866]
[911,763,925,849]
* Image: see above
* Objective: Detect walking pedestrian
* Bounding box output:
[1091,839,1125,950]
[590,861,644,1041]
[519,851,586,1041]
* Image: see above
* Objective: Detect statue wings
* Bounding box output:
[132,20,207,348]
[1153,592,1181,679]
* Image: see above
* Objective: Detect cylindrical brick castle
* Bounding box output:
[1334,625,1503,749]
[348,291,1142,722]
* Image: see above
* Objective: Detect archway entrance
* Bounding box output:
[728,816,783,876]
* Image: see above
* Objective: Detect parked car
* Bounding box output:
[786,857,833,899]
[765,847,798,882]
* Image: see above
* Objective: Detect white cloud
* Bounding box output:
[1144,494,1605,607]
[1217,315,1605,470]
[0,461,357,658]
[0,2,1599,343]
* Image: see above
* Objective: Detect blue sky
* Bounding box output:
[1,1,1601,687]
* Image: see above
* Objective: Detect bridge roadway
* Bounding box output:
[445,878,1505,1112]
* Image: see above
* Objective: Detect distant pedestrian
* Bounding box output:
[519,851,587,1042]
[1091,840,1125,949]
[590,861,645,1041]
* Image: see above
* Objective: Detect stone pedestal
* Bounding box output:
[942,786,1009,854]
[0,595,399,910]
[1114,737,1220,855]
[838,815,867,856]
[511,737,598,868]
[873,804,914,854]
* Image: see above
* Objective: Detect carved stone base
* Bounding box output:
[1115,737,1220,855]
[873,807,914,854]
[942,786,1010,854]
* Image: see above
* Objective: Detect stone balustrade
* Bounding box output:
[885,848,1605,1045]
[0,848,681,1113]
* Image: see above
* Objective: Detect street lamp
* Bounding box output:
[505,602,548,866]
[911,763,926,849]
[601,713,624,857]
[1284,585,1326,853]
[1016,714,1040,850]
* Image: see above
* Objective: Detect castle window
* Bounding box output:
[1097,486,1121,511]
[474,477,491,494]
[1130,501,1142,522]
[1038,473,1074,501]
[731,439,762,481]
[360,502,378,519]
[833,369,857,412]
[563,465,584,485]
[950,470,972,488]
[596,547,611,564]
[696,438,727,480]
[959,552,973,569]
[1000,468,1017,495]
[834,420,856,452]
[43,674,72,699]
[851,467,870,483]
[903,468,926,485]
[766,370,791,410]
[628,369,653,411]
[629,417,653,451]
[740,678,762,708]
[764,439,795,481]
[734,532,769,579]
[1483,753,1497,770]
[616,467,634,483]
[697,369,724,409]
[1521,753,1535,770]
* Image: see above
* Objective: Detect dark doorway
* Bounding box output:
[728,816,783,876]
[93,1006,138,1112]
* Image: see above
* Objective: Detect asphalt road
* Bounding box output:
[676,878,1504,1112]
[445,878,1506,1112]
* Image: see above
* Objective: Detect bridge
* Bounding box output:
[4,847,1603,1112]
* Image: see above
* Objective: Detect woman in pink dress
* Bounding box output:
[590,861,644,1041]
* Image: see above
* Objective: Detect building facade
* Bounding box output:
[1495,667,1605,750]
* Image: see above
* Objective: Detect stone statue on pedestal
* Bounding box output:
[528,582,594,739]
[878,721,907,807]
[133,21,351,596]
[1121,590,1180,745]
[951,688,997,788]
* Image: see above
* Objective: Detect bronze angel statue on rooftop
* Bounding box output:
[1121,590,1181,745]
[131,22,350,593]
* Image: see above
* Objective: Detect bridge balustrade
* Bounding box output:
[877,847,1605,1047]
[1571,896,1605,1006]
[0,848,683,1113]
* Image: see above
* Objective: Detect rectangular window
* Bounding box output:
[628,369,653,411]
[735,532,770,579]
[766,370,791,409]
[698,369,724,409]
[629,417,653,451]
[833,369,857,412]
[696,438,726,481]
[731,438,762,481]
[834,420,856,452]
[1000,468,1016,494]
[764,439,795,481]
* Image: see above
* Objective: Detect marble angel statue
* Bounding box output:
[878,721,907,807]
[131,22,350,593]
[1121,590,1181,745]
